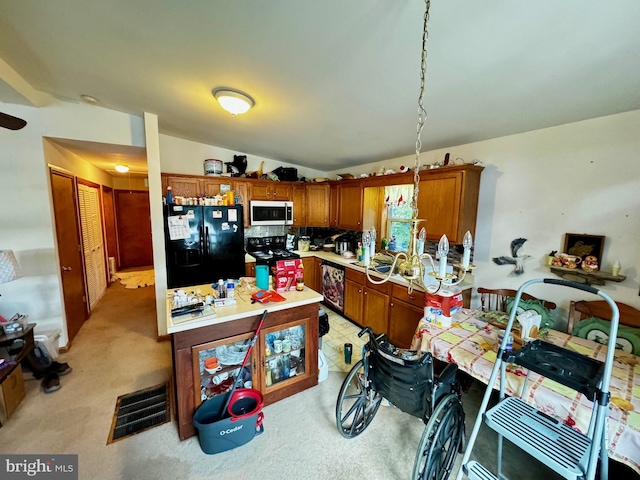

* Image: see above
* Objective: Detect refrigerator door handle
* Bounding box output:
[199,225,205,257]
[205,226,210,256]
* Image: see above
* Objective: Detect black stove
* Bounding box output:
[246,236,300,269]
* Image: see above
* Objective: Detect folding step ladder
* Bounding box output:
[455,278,620,480]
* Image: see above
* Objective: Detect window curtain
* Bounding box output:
[384,185,413,207]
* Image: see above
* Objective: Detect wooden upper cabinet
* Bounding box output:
[336,183,364,230]
[164,175,201,198]
[415,165,483,244]
[232,180,250,228]
[250,181,291,201]
[329,185,339,227]
[305,184,330,227]
[291,184,306,226]
[201,178,226,197]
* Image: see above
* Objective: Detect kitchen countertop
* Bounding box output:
[293,250,475,293]
[167,283,323,334]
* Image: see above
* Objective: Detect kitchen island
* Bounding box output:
[168,284,323,440]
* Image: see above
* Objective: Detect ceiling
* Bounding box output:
[1,0,640,171]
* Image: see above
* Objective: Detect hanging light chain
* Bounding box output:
[412,0,431,219]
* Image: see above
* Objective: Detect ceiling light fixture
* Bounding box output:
[115,164,129,173]
[80,94,100,105]
[363,0,474,294]
[213,89,254,116]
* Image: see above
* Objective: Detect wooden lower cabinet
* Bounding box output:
[171,302,319,440]
[302,256,323,293]
[245,261,256,277]
[344,269,390,335]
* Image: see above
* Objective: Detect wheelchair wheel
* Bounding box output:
[335,359,382,438]
[412,393,464,480]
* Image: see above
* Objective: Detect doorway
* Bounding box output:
[114,190,153,269]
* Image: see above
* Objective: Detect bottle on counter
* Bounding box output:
[166,186,173,204]
[226,279,235,299]
[217,279,225,298]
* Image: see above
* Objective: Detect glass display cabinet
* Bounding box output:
[261,320,310,393]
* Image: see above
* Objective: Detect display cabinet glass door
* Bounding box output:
[192,332,255,408]
[262,319,309,391]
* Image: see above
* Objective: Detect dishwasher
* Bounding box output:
[321,260,345,314]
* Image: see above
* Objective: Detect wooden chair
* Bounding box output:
[477,287,557,313]
[567,300,640,333]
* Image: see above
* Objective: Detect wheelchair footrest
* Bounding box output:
[463,461,497,480]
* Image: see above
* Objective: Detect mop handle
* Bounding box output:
[221,310,267,416]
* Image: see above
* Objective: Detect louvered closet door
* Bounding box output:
[78,184,107,310]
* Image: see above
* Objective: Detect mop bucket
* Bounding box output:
[193,390,264,454]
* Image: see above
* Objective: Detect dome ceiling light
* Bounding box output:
[115,164,129,173]
[213,89,254,116]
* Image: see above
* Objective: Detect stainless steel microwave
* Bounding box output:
[250,201,294,226]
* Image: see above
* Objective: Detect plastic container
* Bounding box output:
[256,265,269,290]
[34,329,61,361]
[193,391,264,454]
[204,159,223,176]
[318,349,329,382]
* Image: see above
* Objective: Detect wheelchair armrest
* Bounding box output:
[436,362,458,387]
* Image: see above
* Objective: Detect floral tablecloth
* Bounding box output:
[411,309,640,474]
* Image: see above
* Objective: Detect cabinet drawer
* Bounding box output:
[392,284,424,308]
[365,278,390,295]
[345,268,364,283]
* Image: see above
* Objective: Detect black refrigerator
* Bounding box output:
[164,204,245,289]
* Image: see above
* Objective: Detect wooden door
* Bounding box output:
[78,183,107,309]
[416,173,462,242]
[101,187,117,272]
[291,184,306,226]
[49,170,87,343]
[114,190,153,268]
[164,175,201,198]
[363,287,389,335]
[344,279,363,326]
[389,300,423,348]
[232,181,250,227]
[271,183,291,201]
[301,257,315,291]
[306,184,329,227]
[337,183,363,230]
[249,182,271,200]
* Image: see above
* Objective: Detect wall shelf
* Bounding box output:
[549,266,626,286]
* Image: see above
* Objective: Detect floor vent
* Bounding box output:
[107,381,171,444]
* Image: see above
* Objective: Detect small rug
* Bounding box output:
[114,269,155,289]
[107,382,171,444]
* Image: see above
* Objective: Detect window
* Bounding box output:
[384,185,413,252]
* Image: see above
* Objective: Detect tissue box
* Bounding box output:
[275,259,303,292]
[425,289,463,318]
[517,311,541,340]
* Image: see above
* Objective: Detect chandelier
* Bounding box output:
[364,0,474,294]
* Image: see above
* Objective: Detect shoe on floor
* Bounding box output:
[42,373,61,394]
[48,361,72,376]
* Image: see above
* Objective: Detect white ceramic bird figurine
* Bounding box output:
[492,238,532,276]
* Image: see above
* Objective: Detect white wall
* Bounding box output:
[329,110,640,330]
[159,135,326,180]
[43,139,115,187]
[0,99,145,346]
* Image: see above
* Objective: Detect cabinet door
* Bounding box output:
[165,176,201,198]
[250,182,272,200]
[416,173,462,243]
[344,278,363,326]
[314,258,323,295]
[306,184,330,227]
[191,332,256,408]
[389,300,423,349]
[261,318,310,394]
[202,178,227,197]
[232,180,250,227]
[363,287,389,335]
[292,184,306,226]
[301,257,316,291]
[271,183,291,201]
[245,261,256,277]
[337,183,363,230]
[329,185,339,227]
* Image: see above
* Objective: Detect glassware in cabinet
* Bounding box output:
[262,320,308,389]
[191,332,256,407]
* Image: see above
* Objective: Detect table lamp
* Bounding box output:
[0,250,23,323]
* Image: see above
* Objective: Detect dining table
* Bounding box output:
[410,309,640,475]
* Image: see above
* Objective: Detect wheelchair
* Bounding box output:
[335,327,465,480]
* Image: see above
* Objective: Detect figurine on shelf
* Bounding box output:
[612,260,621,277]
[581,255,599,272]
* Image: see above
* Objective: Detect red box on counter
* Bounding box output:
[425,288,463,317]
[275,259,303,292]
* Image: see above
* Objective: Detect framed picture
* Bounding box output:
[564,233,605,265]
